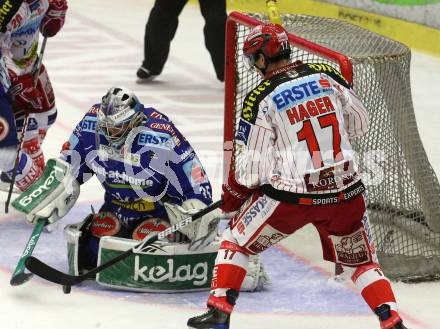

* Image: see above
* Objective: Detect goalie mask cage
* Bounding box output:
[224,12,440,281]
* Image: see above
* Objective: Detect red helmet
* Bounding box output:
[243,23,291,67]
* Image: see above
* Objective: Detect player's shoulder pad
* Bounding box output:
[73,104,99,135]
[242,77,282,124]
[145,118,185,148]
[144,106,170,121]
[85,104,100,117]
[0,0,23,33]
[296,62,351,89]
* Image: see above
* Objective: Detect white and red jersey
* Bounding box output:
[234,63,368,195]
[2,0,49,75]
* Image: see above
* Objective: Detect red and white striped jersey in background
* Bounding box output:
[234,63,369,194]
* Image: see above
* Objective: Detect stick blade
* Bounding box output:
[25,256,79,286]
[10,272,33,286]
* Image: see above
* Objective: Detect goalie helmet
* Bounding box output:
[97,87,144,148]
[243,23,291,69]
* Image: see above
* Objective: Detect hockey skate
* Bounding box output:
[375,304,409,329]
[187,307,230,329]
[136,66,157,83]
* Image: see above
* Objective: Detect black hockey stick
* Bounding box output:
[25,200,223,287]
[5,37,48,213]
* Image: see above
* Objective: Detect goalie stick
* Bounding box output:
[10,217,47,286]
[25,199,223,287]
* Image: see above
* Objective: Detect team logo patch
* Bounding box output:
[246,226,286,254]
[235,119,251,145]
[242,80,272,123]
[0,117,10,141]
[90,212,121,238]
[87,105,100,114]
[319,78,332,90]
[183,157,208,185]
[271,75,334,112]
[329,227,372,266]
[132,218,174,241]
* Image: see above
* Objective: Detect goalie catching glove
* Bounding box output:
[12,158,79,224]
[165,199,221,251]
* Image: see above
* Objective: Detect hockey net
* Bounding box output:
[224,12,440,281]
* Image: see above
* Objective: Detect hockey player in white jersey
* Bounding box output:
[0,0,34,192]
[0,0,67,191]
[188,23,408,329]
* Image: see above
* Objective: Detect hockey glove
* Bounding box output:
[220,173,254,213]
[165,199,221,251]
[12,158,80,224]
[9,72,45,113]
[40,0,68,38]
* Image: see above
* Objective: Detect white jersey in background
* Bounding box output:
[234,63,369,195]
[3,0,48,75]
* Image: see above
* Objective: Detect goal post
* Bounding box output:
[224,11,440,281]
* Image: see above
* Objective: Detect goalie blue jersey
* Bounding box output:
[60,104,213,228]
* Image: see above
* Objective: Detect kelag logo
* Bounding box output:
[134,257,208,286]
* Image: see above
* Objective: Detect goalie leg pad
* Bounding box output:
[132,217,179,242]
[90,212,121,238]
[64,214,94,275]
[86,210,132,269]
[65,211,127,274]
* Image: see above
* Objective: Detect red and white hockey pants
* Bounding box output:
[208,191,400,324]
